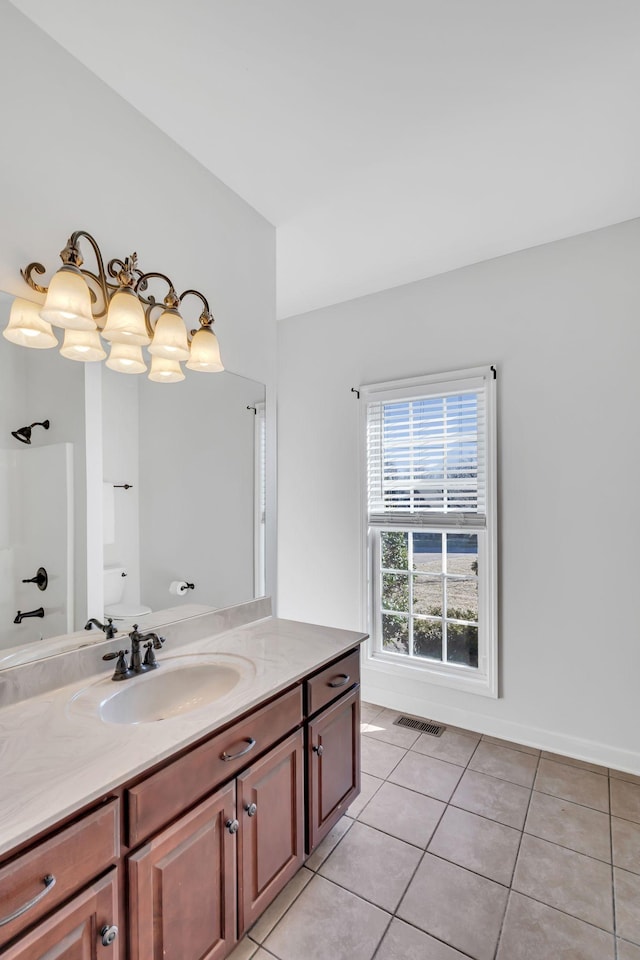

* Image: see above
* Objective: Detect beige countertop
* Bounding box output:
[0,614,366,859]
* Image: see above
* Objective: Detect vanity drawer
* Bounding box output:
[126,684,303,847]
[0,798,119,948]
[305,648,360,717]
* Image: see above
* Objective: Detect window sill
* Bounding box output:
[366,647,498,698]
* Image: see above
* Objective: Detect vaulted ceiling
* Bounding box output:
[10,0,640,317]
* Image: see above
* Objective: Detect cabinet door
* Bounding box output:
[237,729,304,935]
[2,869,119,960]
[128,783,237,960]
[307,686,361,853]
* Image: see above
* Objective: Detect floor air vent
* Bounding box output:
[393,715,445,737]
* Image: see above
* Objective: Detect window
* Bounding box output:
[362,367,497,697]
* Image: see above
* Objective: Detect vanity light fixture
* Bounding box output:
[3,230,224,382]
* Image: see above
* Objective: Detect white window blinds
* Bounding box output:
[366,379,487,528]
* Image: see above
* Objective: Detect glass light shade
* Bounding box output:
[3,297,58,349]
[106,341,147,374]
[40,265,96,331]
[102,286,150,345]
[185,326,224,372]
[60,327,106,362]
[148,307,189,360]
[148,355,185,383]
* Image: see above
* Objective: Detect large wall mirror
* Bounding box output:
[0,291,266,667]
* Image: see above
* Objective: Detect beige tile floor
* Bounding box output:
[230,702,640,960]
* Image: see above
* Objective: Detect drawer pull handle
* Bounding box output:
[221,738,256,762]
[245,802,257,817]
[328,673,350,688]
[226,818,240,835]
[313,744,324,756]
[100,924,119,947]
[0,874,56,926]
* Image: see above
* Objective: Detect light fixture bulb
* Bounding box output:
[102,286,150,345]
[148,306,190,360]
[148,355,185,383]
[40,264,96,331]
[185,325,224,372]
[106,341,147,374]
[59,328,106,362]
[3,298,58,349]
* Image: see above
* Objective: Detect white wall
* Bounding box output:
[102,369,141,610]
[100,368,261,618]
[138,373,262,614]
[278,218,640,773]
[0,1,277,601]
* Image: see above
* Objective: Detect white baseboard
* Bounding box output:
[362,676,640,777]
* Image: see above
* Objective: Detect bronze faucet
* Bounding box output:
[102,624,166,681]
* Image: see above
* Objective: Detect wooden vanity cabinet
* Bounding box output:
[237,729,304,935]
[128,687,304,960]
[1,870,119,960]
[128,784,237,960]
[127,728,305,958]
[0,800,120,959]
[0,642,362,960]
[125,686,303,849]
[307,686,361,852]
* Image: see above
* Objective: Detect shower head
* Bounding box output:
[11,420,50,445]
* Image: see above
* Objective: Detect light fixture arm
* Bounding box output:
[179,288,214,333]
[133,271,182,338]
[21,230,139,322]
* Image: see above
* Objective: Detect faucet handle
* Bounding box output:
[142,641,156,669]
[102,650,131,681]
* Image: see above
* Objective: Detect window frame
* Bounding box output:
[359,367,498,698]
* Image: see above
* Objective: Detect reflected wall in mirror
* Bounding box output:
[0,291,87,655]
[101,365,265,627]
[0,290,266,668]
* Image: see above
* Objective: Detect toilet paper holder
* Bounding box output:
[169,580,195,596]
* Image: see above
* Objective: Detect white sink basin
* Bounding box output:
[68,654,255,725]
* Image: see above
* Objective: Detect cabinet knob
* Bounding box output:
[100,924,118,947]
[244,802,257,817]
[225,818,240,835]
[312,744,324,756]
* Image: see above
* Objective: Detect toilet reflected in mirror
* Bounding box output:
[103,565,151,629]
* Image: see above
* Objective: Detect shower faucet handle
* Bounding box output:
[21,567,49,591]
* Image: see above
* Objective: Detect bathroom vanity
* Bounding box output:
[0,606,365,959]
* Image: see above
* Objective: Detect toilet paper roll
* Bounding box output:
[169,580,190,596]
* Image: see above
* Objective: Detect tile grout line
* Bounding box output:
[246,868,319,951]
[402,729,497,958]
[491,740,541,960]
[370,728,463,960]
[361,717,473,958]
[528,785,612,817]
[610,773,619,960]
[371,728,616,816]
